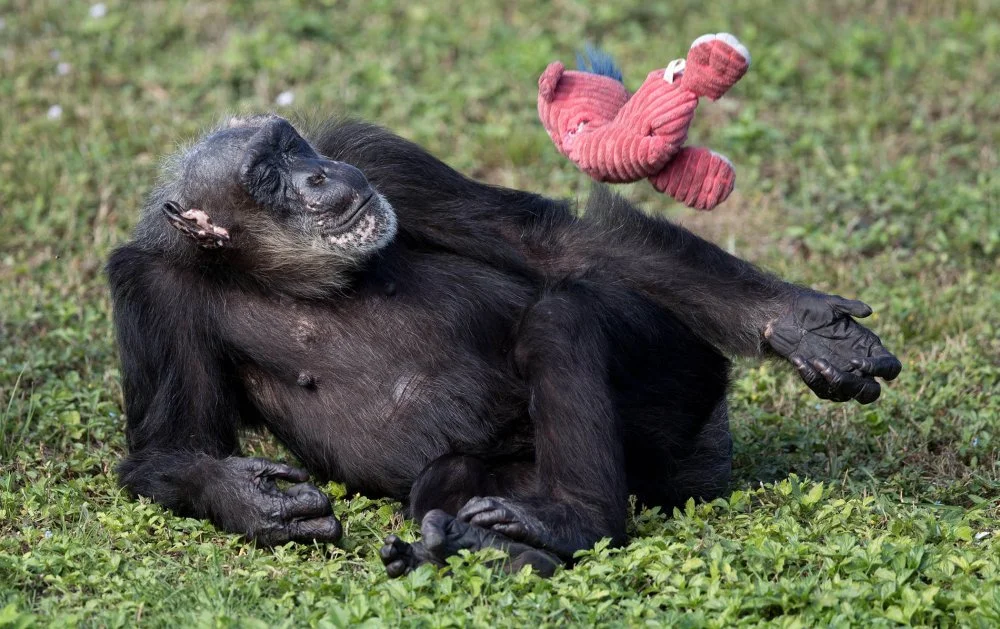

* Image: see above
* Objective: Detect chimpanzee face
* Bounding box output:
[162,116,397,257]
[238,117,397,255]
[280,151,397,253]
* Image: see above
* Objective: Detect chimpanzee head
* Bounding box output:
[154,114,397,269]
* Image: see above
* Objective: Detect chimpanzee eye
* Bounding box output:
[307,172,326,186]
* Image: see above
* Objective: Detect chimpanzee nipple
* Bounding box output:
[296,371,316,388]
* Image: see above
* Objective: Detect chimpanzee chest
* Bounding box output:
[228,252,534,497]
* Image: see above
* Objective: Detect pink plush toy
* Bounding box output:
[538,33,750,210]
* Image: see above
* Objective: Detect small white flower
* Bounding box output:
[57,62,71,76]
[44,530,53,539]
[275,90,295,106]
[975,531,991,541]
[89,3,107,18]
[47,105,63,119]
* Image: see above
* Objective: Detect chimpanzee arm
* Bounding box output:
[313,121,900,402]
[107,246,342,544]
[565,189,900,401]
[313,121,787,349]
[546,186,792,356]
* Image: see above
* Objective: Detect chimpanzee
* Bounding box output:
[106,114,901,577]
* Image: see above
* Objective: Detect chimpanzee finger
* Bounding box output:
[810,358,882,404]
[806,358,855,402]
[791,355,833,400]
[456,496,500,524]
[281,483,333,519]
[829,296,873,318]
[161,200,185,219]
[850,354,902,381]
[259,461,310,483]
[285,515,343,544]
[854,379,882,404]
[384,559,408,579]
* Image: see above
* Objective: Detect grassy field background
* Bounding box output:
[1,0,998,626]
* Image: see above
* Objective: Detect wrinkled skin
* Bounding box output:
[200,458,342,546]
[766,292,902,403]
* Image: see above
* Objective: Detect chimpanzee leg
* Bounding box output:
[626,397,733,512]
[612,299,733,512]
[456,284,628,558]
[381,454,561,577]
[381,286,625,577]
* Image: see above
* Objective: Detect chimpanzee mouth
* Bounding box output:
[318,192,375,235]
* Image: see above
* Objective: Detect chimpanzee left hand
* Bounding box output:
[765,291,902,404]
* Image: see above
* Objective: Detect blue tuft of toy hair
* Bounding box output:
[575,45,624,82]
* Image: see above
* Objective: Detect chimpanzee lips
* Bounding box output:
[316,192,375,234]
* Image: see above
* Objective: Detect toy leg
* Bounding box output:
[649,147,736,210]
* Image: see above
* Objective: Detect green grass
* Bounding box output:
[1,0,998,626]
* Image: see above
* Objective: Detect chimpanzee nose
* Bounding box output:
[323,161,371,195]
[325,162,374,215]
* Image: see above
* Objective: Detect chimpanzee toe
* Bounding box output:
[380,534,418,578]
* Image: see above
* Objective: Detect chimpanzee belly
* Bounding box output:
[229,251,534,498]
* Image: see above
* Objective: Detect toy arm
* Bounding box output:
[538,62,566,102]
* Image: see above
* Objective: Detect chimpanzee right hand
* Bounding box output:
[203,457,342,546]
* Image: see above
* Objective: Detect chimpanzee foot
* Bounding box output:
[207,457,342,546]
[380,509,488,577]
[379,534,437,578]
[457,496,594,561]
[380,509,562,578]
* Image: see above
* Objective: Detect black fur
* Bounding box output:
[107,116,899,576]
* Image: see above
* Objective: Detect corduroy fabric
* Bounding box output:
[538,63,630,153]
[649,147,736,210]
[681,36,750,100]
[537,34,750,210]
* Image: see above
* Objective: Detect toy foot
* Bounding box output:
[649,146,736,210]
[681,33,751,100]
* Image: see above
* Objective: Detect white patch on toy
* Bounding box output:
[691,32,751,67]
[715,33,750,65]
[710,151,734,168]
[664,58,686,83]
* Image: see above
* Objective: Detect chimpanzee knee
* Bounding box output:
[408,455,496,521]
[512,285,610,378]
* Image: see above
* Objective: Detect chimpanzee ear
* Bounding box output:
[162,201,232,249]
[238,118,315,209]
